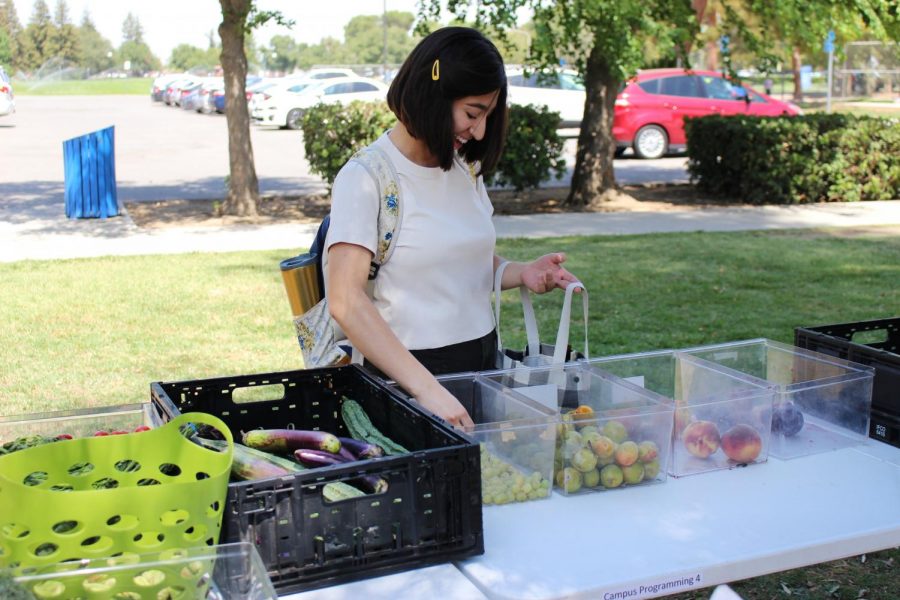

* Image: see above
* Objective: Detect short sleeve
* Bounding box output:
[325,159,380,256]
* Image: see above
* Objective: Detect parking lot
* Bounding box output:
[0,95,688,206]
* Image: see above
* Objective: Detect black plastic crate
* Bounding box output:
[795,318,900,448]
[150,364,483,594]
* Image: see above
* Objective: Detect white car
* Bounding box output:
[506,67,585,127]
[252,76,388,130]
[1,66,15,117]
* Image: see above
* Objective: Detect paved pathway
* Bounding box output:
[2,95,898,263]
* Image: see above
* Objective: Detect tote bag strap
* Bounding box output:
[493,261,541,356]
[551,281,590,364]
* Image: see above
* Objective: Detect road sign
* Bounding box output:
[824,30,835,54]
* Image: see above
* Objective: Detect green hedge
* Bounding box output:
[685,114,900,204]
[301,101,565,191]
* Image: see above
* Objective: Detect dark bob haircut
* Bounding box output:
[387,27,508,175]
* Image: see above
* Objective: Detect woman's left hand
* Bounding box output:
[520,252,581,294]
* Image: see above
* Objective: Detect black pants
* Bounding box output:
[364,329,498,379]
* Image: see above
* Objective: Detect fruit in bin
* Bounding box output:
[601,420,629,444]
[580,430,602,449]
[133,425,151,432]
[557,412,575,437]
[599,464,624,488]
[582,468,601,488]
[596,453,616,467]
[555,466,583,493]
[480,446,550,505]
[579,425,599,436]
[643,459,661,480]
[563,430,584,457]
[570,405,595,425]
[720,424,763,463]
[589,435,616,460]
[637,440,659,463]
[772,402,805,437]
[682,420,721,458]
[570,448,598,473]
[614,440,639,467]
[622,462,645,485]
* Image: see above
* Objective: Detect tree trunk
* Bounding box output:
[565,44,618,207]
[791,46,803,102]
[218,0,259,216]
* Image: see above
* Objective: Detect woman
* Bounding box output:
[325,27,579,428]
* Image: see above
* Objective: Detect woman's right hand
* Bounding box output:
[414,382,475,430]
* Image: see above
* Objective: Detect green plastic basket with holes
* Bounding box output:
[0,412,233,574]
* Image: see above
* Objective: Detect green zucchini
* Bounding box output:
[340,398,408,455]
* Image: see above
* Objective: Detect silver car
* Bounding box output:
[0,66,14,117]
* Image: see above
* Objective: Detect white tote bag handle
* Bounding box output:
[494,261,589,365]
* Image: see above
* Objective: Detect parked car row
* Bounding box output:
[0,65,15,118]
[151,66,801,158]
[506,66,802,159]
[150,69,389,130]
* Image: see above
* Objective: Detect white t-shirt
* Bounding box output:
[324,132,496,350]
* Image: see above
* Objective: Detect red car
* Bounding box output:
[613,68,802,159]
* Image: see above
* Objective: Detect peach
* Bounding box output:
[614,440,639,467]
[682,420,721,459]
[721,424,763,463]
[637,440,659,463]
[643,459,661,480]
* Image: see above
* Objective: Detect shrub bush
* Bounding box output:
[301,101,566,191]
[487,103,567,191]
[301,101,395,187]
[685,114,898,204]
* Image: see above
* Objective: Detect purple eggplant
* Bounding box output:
[243,429,341,454]
[349,475,389,494]
[338,436,384,459]
[294,448,350,468]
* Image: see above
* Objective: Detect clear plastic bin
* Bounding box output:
[0,403,162,450]
[478,363,675,494]
[393,373,557,505]
[585,350,777,477]
[683,339,874,460]
[14,542,276,599]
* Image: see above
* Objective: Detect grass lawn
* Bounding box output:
[11,77,153,95]
[1,228,898,597]
[2,229,898,413]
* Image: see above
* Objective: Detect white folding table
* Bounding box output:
[285,439,900,600]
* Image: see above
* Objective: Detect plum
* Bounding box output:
[637,440,659,463]
[622,463,645,485]
[582,467,601,488]
[571,447,598,473]
[600,464,624,488]
[772,402,804,437]
[614,440,639,467]
[601,420,629,444]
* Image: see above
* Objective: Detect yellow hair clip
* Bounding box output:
[431,59,440,81]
